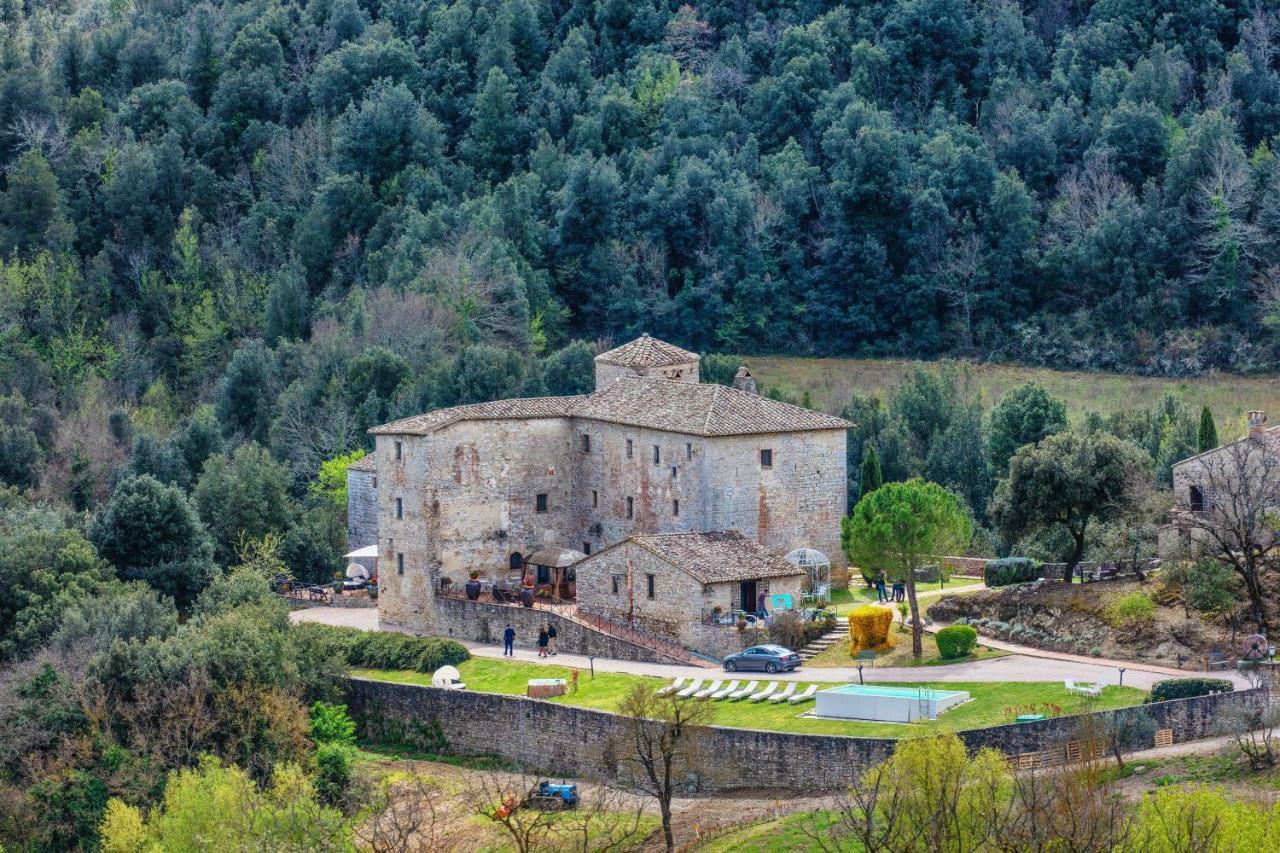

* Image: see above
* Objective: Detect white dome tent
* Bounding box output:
[784,548,832,603]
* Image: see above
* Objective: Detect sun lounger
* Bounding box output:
[676,678,704,698]
[728,680,759,700]
[656,677,686,696]
[767,683,798,703]
[693,679,723,699]
[748,683,778,702]
[788,684,818,704]
[711,680,740,699]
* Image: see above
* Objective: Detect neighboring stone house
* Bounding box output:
[574,531,805,658]
[1161,410,1280,558]
[358,334,851,638]
[345,452,378,573]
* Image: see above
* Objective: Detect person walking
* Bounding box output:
[892,582,905,602]
[547,622,558,655]
[875,575,889,603]
[502,624,516,657]
[537,625,549,658]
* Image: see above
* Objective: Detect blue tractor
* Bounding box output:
[526,780,580,810]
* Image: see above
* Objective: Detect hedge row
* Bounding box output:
[1148,678,1234,703]
[294,623,470,673]
[984,557,1042,588]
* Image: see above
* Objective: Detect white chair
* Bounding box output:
[728,681,759,700]
[693,679,723,699]
[748,683,778,702]
[789,684,819,704]
[1080,682,1102,698]
[768,683,798,703]
[676,678,704,698]
[656,677,686,696]
[711,680,740,699]
[1064,679,1078,694]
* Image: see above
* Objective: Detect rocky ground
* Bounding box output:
[926,579,1234,668]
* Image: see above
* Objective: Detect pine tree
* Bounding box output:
[1198,405,1218,452]
[858,443,883,502]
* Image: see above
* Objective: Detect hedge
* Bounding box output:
[935,625,978,659]
[1148,678,1234,703]
[293,623,470,673]
[848,605,894,652]
[984,557,1042,588]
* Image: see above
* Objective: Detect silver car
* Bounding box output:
[723,644,801,673]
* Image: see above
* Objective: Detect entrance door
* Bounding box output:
[740,580,757,614]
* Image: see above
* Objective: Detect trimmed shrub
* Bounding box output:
[1149,678,1234,703]
[292,623,469,672]
[313,741,355,806]
[849,605,894,652]
[935,625,978,659]
[984,557,1042,587]
[1106,592,1156,627]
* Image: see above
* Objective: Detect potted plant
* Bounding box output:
[332,571,344,594]
[367,583,378,600]
[465,570,482,601]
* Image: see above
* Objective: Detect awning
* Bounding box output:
[344,545,379,559]
[524,547,587,568]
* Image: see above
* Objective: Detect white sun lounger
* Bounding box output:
[768,683,798,703]
[693,679,723,699]
[728,681,759,700]
[788,684,818,704]
[711,680,740,699]
[676,678,704,698]
[656,677,686,696]
[748,682,778,702]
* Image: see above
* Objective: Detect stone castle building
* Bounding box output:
[351,335,850,640]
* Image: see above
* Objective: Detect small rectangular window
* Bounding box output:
[760,448,773,468]
[686,442,693,459]
[372,476,377,488]
[671,467,678,479]
[673,499,680,517]
[646,573,656,599]
[583,542,592,555]
[536,493,548,512]
[592,490,599,508]
[652,445,660,464]
[394,441,402,460]
[395,497,403,519]
[397,553,404,575]
[582,434,591,452]
[611,575,620,595]
[626,496,634,519]
[626,439,633,459]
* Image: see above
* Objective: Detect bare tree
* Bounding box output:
[1215,669,1280,769]
[467,768,562,853]
[935,232,987,353]
[350,769,445,853]
[613,684,714,852]
[1173,432,1280,632]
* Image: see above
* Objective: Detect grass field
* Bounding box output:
[803,630,1008,669]
[354,659,1144,739]
[745,355,1280,428]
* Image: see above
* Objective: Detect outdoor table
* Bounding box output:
[527,678,567,699]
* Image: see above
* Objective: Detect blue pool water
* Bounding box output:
[825,684,966,700]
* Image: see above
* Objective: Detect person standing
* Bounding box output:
[875,575,889,603]
[537,625,549,657]
[547,622,558,655]
[502,624,516,657]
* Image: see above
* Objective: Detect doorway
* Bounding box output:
[740,579,757,614]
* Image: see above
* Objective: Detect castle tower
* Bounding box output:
[593,334,700,389]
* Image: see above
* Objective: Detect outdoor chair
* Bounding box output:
[767,683,798,703]
[693,679,723,699]
[711,680,740,699]
[656,677,686,696]
[748,683,778,702]
[788,684,819,704]
[676,678,704,698]
[728,681,759,700]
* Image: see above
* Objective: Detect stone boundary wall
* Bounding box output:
[282,593,376,609]
[427,596,691,665]
[344,677,1268,793]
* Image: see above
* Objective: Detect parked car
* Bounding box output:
[723,645,801,673]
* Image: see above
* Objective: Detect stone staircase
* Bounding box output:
[798,615,848,661]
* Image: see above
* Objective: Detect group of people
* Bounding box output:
[500,622,558,657]
[874,577,906,603]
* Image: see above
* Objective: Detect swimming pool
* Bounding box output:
[814,684,970,722]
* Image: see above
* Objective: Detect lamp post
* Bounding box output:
[589,655,595,678]
[1118,667,1126,688]
[857,664,864,685]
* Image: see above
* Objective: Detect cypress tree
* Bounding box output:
[858,443,883,502]
[1197,406,1218,452]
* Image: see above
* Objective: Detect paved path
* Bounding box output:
[289,605,1250,690]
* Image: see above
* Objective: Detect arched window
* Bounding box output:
[509,552,524,571]
[1189,485,1205,513]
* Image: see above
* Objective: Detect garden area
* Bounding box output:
[353,659,1146,739]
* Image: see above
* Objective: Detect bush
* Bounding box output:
[313,741,356,806]
[292,623,470,673]
[935,625,978,659]
[309,701,356,746]
[1106,592,1156,627]
[848,605,894,652]
[983,557,1042,587]
[1149,678,1234,703]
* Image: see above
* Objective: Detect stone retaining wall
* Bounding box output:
[344,677,1268,792]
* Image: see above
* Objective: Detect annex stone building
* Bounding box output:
[353,335,850,640]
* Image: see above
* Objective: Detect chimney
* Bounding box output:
[1249,410,1267,440]
[732,366,758,395]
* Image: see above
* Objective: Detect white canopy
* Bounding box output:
[343,544,379,559]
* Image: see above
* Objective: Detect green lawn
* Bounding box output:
[803,630,1008,669]
[697,811,839,852]
[830,579,983,615]
[354,658,1146,739]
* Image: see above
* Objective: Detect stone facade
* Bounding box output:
[345,454,378,573]
[345,677,1269,792]
[366,335,850,641]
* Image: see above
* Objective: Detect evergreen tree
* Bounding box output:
[1198,405,1218,452]
[858,443,883,503]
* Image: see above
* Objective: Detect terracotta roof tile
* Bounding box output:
[594,334,699,368]
[369,395,586,435]
[628,531,806,584]
[347,453,377,472]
